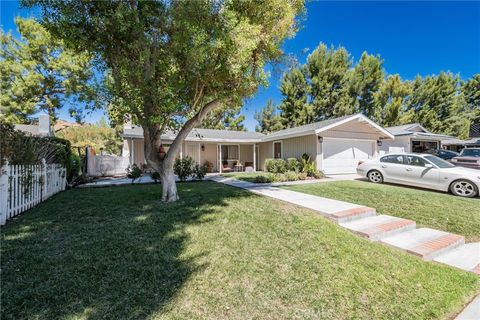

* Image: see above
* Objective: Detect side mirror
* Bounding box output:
[425,164,433,169]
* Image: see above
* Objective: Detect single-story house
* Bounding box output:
[442,138,480,152]
[380,123,454,154]
[122,113,394,174]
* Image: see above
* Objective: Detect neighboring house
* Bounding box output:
[442,123,480,152]
[14,114,52,137]
[380,123,453,154]
[122,113,394,174]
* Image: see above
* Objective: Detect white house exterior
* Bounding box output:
[122,114,394,175]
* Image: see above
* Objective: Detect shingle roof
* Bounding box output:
[123,126,265,142]
[122,113,393,142]
[385,123,427,135]
[261,114,355,141]
[14,124,40,136]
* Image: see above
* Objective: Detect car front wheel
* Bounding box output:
[368,170,383,184]
[450,180,478,198]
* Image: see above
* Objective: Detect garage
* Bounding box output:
[322,138,375,174]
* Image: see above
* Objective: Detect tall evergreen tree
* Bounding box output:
[0,18,98,124]
[201,106,246,131]
[461,74,480,128]
[306,43,351,120]
[350,52,384,120]
[407,72,459,134]
[374,74,412,127]
[278,67,312,128]
[254,99,284,133]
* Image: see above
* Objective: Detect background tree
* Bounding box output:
[201,105,246,131]
[278,67,312,128]
[461,74,480,131]
[254,99,284,133]
[0,18,98,124]
[349,52,384,120]
[26,0,305,201]
[56,118,123,155]
[374,74,412,127]
[306,43,351,120]
[406,72,459,134]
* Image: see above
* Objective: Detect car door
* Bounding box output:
[379,155,406,182]
[402,155,440,188]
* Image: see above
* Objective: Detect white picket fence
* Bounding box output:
[0,159,66,225]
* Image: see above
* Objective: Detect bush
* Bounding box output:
[255,175,273,183]
[286,158,299,172]
[150,171,160,183]
[265,158,287,174]
[67,153,82,183]
[192,163,208,181]
[126,163,143,184]
[174,157,194,181]
[297,172,307,180]
[284,171,299,181]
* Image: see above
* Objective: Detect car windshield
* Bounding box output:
[460,149,480,157]
[424,155,455,168]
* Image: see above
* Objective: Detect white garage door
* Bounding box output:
[323,138,374,174]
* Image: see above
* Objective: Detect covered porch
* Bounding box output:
[181,142,260,173]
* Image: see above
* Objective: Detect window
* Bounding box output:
[404,155,427,167]
[273,141,282,159]
[380,155,404,164]
[221,145,239,161]
[460,149,480,157]
[424,155,454,168]
[412,140,438,153]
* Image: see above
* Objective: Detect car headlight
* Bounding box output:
[451,158,457,162]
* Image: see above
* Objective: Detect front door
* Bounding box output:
[185,143,200,164]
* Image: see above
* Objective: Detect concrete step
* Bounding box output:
[434,243,480,274]
[328,206,376,223]
[340,215,416,241]
[381,228,465,260]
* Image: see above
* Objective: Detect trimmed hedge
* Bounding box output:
[265,158,287,173]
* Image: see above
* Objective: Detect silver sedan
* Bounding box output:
[357,153,480,198]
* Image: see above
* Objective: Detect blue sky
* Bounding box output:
[2,1,479,130]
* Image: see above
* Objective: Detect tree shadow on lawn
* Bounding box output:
[1,181,248,319]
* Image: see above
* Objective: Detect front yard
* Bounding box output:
[2,182,479,319]
[283,180,480,242]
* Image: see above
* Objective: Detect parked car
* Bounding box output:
[450,148,480,169]
[357,153,480,198]
[425,149,459,160]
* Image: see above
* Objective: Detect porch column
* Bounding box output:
[130,139,135,165]
[219,144,222,173]
[253,143,257,171]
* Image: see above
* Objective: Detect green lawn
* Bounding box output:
[283,180,480,242]
[2,182,478,319]
[221,171,270,182]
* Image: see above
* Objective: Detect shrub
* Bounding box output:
[174,157,194,181]
[284,171,299,181]
[192,163,208,181]
[67,153,82,183]
[150,171,160,183]
[255,175,272,183]
[297,172,307,180]
[286,158,299,172]
[126,163,143,184]
[265,158,287,174]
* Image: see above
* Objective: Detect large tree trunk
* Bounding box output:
[142,99,222,202]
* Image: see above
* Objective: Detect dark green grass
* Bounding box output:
[2,182,478,319]
[221,171,270,182]
[283,180,480,242]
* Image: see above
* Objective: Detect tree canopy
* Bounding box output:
[24,0,305,201]
[256,42,479,138]
[0,18,98,124]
